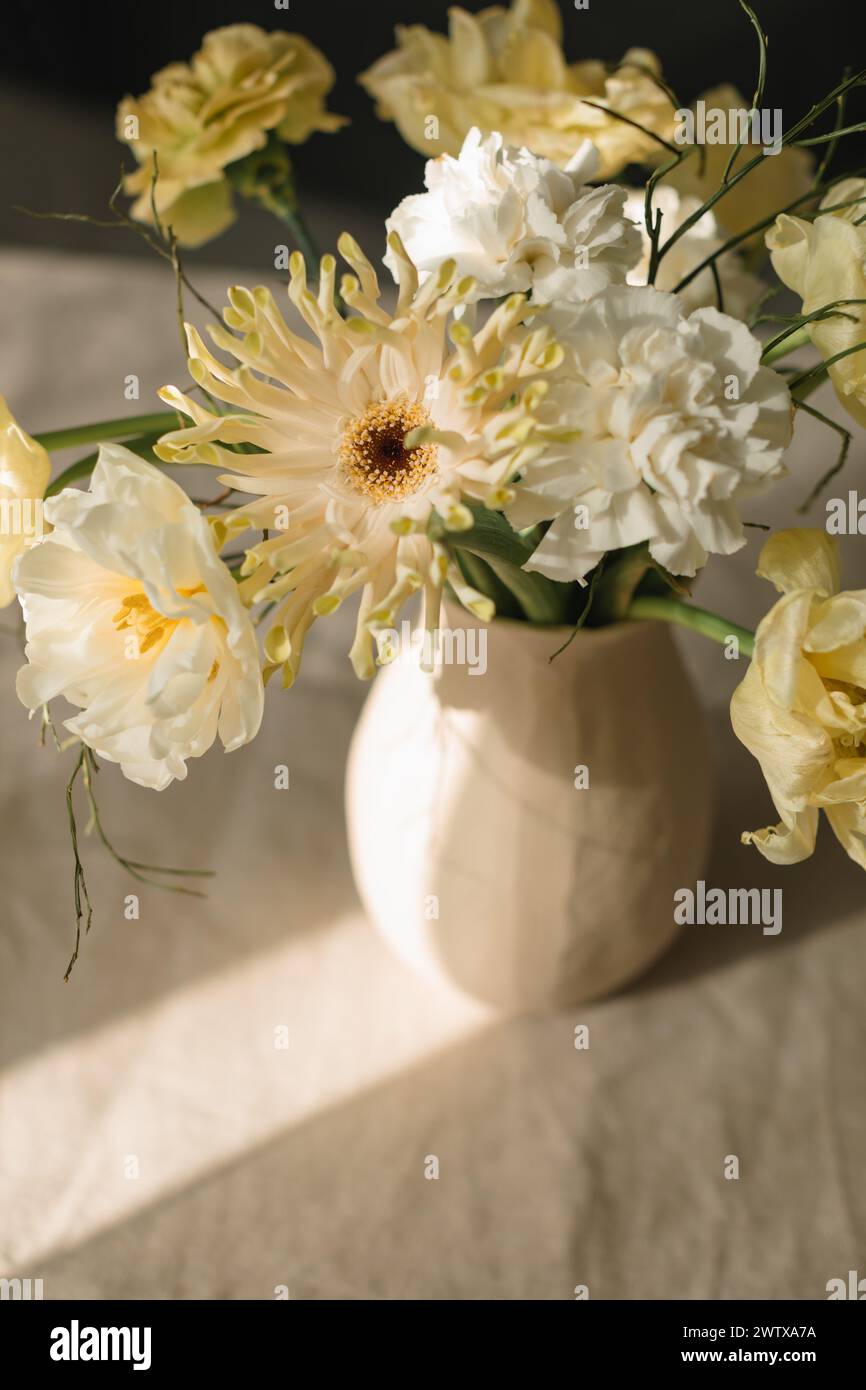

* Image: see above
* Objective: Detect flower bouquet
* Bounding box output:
[3,1,866,1007]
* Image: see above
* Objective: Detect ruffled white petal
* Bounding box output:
[14,447,264,789]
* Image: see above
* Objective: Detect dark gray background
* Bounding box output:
[0,0,861,267]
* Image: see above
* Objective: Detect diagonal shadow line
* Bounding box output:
[22,944,866,1303]
[631,707,866,998]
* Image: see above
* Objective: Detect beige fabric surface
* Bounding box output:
[1,248,865,1301]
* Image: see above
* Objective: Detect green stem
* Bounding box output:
[265,192,323,272]
[720,2,768,185]
[260,189,346,315]
[473,551,568,625]
[226,133,325,273]
[761,325,812,363]
[761,301,866,364]
[794,398,852,511]
[627,594,755,658]
[672,169,866,298]
[794,120,866,146]
[788,338,866,394]
[659,66,866,268]
[34,411,177,453]
[453,549,521,619]
[451,506,572,625]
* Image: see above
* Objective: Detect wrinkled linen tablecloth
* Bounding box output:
[1,248,864,1301]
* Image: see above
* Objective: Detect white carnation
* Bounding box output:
[14,446,264,789]
[384,127,642,305]
[509,287,792,582]
[624,187,762,320]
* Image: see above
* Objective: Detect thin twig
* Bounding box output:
[672,169,866,297]
[548,559,606,662]
[760,299,866,360]
[721,2,769,185]
[659,67,866,269]
[794,399,852,510]
[64,748,93,980]
[788,339,866,394]
[577,99,681,157]
[81,748,212,892]
[814,66,850,186]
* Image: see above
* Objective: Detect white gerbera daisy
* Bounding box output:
[385,128,642,306]
[507,286,793,582]
[14,446,264,790]
[155,232,562,683]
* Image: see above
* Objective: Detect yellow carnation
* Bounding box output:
[117,24,345,247]
[359,0,675,178]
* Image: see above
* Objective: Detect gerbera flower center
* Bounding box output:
[340,396,438,503]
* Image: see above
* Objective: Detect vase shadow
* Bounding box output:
[628,707,865,998]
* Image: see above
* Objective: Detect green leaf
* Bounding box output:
[590,544,653,623]
[452,505,572,624]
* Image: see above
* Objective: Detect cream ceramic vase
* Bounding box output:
[346,606,714,1012]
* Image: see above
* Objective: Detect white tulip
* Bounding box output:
[15,446,264,789]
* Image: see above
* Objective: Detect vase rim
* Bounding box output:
[441,595,667,653]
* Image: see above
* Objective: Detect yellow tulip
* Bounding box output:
[732,528,866,869]
[0,395,49,609]
[767,179,866,428]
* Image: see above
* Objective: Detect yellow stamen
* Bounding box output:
[139,627,166,654]
[111,584,210,657]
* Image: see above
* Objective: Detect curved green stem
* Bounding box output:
[478,553,568,625]
[761,325,812,364]
[264,192,323,272]
[658,66,866,268]
[788,338,866,395]
[672,171,866,298]
[761,302,866,365]
[257,189,345,314]
[451,505,572,625]
[34,411,177,453]
[627,594,755,658]
[226,133,325,273]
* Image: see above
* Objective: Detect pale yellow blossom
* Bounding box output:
[117,24,345,247]
[360,0,675,178]
[767,179,866,427]
[732,528,866,869]
[0,395,50,608]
